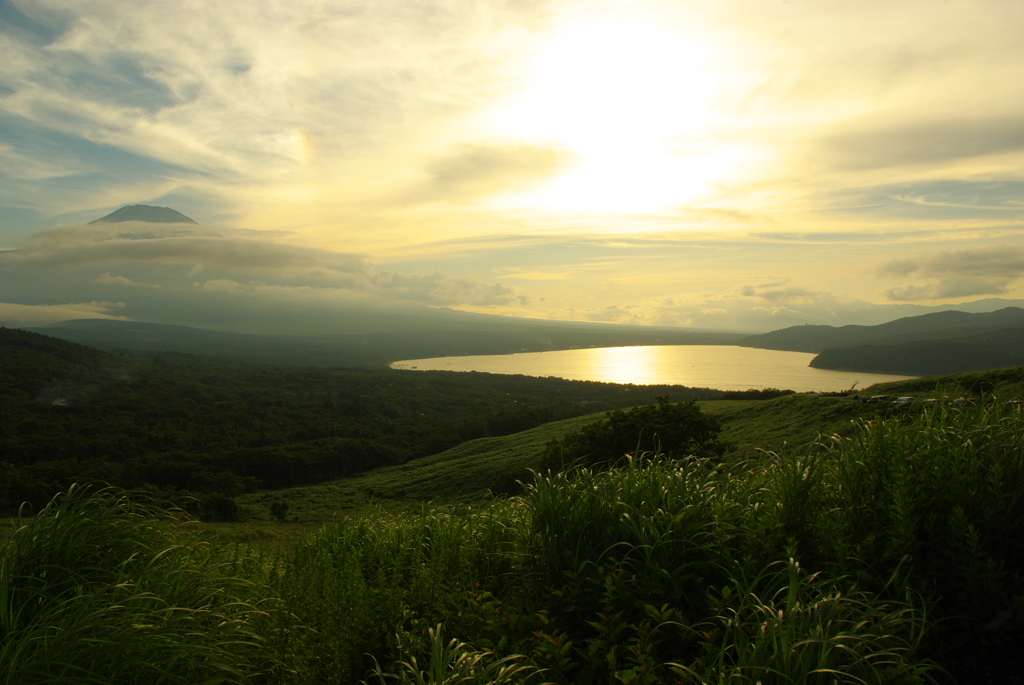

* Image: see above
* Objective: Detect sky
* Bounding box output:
[2,0,1024,333]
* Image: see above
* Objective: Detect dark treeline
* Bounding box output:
[1,327,723,517]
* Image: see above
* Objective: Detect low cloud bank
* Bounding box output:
[881,247,1024,301]
[0,301,128,327]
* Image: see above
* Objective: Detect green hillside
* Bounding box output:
[810,327,1024,375]
[740,307,1024,376]
[235,397,886,522]
[740,306,1024,353]
[237,366,1024,523]
[853,363,1024,398]
[0,328,724,516]
[238,414,604,521]
[0,327,123,402]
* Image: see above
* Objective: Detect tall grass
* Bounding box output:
[250,416,958,684]
[771,401,1024,642]
[0,485,266,684]
[12,402,1018,683]
[363,623,543,685]
[252,502,531,684]
[518,455,935,684]
[678,558,930,684]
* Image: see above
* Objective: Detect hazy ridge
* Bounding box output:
[25,316,746,367]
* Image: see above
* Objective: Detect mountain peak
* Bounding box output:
[88,205,198,225]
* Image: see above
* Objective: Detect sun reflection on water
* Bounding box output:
[391,345,913,393]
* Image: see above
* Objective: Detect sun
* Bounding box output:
[486,16,743,216]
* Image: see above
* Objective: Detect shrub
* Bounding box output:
[540,398,725,472]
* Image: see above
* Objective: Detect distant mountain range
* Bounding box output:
[18,307,1024,376]
[809,327,1024,376]
[24,317,747,368]
[88,205,197,224]
[740,307,1024,376]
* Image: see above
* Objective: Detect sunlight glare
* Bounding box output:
[490,19,737,214]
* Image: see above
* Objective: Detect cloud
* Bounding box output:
[96,272,161,288]
[817,118,1024,172]
[880,246,1024,301]
[551,281,955,331]
[880,247,1024,280]
[0,300,127,327]
[1,221,524,312]
[370,270,524,306]
[580,304,643,325]
[809,179,1024,228]
[10,222,372,280]
[0,0,560,219]
[494,266,573,281]
[738,283,825,304]
[188,271,524,307]
[885,280,1007,302]
[400,142,575,205]
[6,0,1024,329]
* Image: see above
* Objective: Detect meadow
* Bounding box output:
[2,368,1023,683]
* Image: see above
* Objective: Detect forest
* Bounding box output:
[1,327,731,517]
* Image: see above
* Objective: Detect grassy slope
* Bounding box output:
[234,366,1024,524]
[234,398,884,522]
[707,396,883,456]
[237,414,604,521]
[859,363,1024,398]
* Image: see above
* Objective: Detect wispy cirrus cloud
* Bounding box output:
[397,142,576,206]
[0,0,560,217]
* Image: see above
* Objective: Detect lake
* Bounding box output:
[390,344,914,392]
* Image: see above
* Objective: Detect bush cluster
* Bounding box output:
[540,397,726,472]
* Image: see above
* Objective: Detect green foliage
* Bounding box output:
[705,393,893,461]
[855,364,1024,401]
[249,502,531,684]
[719,387,796,400]
[238,413,605,520]
[248,443,945,683]
[364,624,543,685]
[810,328,1024,376]
[541,398,725,471]
[270,499,290,522]
[1,334,717,514]
[0,327,117,402]
[810,401,1024,639]
[249,402,1024,683]
[678,558,930,684]
[9,358,1024,683]
[515,457,727,683]
[0,485,266,684]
